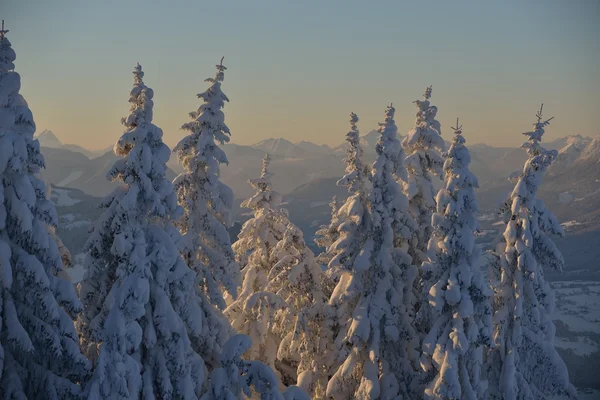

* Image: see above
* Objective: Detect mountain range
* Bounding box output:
[36,129,599,204]
[41,129,600,395]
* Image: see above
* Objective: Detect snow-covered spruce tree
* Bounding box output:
[402,86,445,265]
[319,113,371,395]
[487,105,576,400]
[225,154,289,372]
[45,184,73,271]
[327,105,419,400]
[78,64,205,399]
[314,196,341,267]
[173,57,239,313]
[232,153,284,269]
[202,334,309,400]
[0,24,89,399]
[325,112,370,283]
[418,119,493,400]
[268,223,329,393]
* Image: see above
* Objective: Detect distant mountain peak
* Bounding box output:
[581,137,600,161]
[294,140,331,154]
[252,137,316,158]
[37,129,63,147]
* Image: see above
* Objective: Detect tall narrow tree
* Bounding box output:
[173,57,240,314]
[419,119,493,400]
[226,154,290,372]
[327,106,419,400]
[0,23,90,399]
[268,223,328,388]
[202,334,309,400]
[314,196,342,267]
[487,106,576,400]
[402,86,445,265]
[232,153,285,269]
[78,64,205,399]
[325,112,370,286]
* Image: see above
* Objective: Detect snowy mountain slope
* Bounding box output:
[551,281,600,392]
[295,140,332,154]
[37,129,63,147]
[40,147,178,197]
[49,185,103,258]
[549,135,594,173]
[36,129,107,158]
[253,137,296,154]
[217,142,345,198]
[252,137,315,158]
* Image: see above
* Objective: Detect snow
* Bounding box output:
[78,63,207,398]
[56,170,84,186]
[487,106,576,399]
[173,58,239,311]
[51,187,81,206]
[558,191,574,203]
[327,106,419,399]
[67,253,86,283]
[554,337,598,356]
[552,282,600,333]
[59,213,90,229]
[561,220,582,229]
[578,389,600,400]
[402,86,444,265]
[418,120,491,400]
[0,33,90,398]
[574,187,600,202]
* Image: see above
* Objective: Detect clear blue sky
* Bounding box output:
[3,0,599,149]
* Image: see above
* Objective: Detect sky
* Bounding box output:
[3,0,600,150]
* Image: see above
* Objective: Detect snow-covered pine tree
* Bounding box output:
[327,105,419,400]
[419,119,493,400]
[319,113,371,397]
[45,185,73,271]
[487,105,576,400]
[225,154,289,373]
[78,64,205,399]
[0,23,90,399]
[268,223,329,393]
[173,57,239,313]
[325,112,370,284]
[232,153,285,269]
[201,334,309,400]
[314,196,341,267]
[402,86,445,265]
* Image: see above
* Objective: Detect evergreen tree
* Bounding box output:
[0,23,90,399]
[325,112,370,285]
[173,57,239,314]
[78,64,205,399]
[419,119,493,400]
[226,155,289,372]
[327,106,419,400]
[314,196,341,267]
[232,153,285,269]
[268,223,328,391]
[201,334,309,400]
[402,86,445,265]
[487,106,576,400]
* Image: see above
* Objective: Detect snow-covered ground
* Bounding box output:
[67,253,86,283]
[552,281,600,335]
[50,187,81,206]
[57,170,84,187]
[578,388,600,399]
[562,220,583,229]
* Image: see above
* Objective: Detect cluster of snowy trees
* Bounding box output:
[0,26,577,399]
